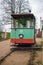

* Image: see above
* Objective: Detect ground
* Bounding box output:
[0,51,31,65]
[0,38,43,65]
[0,40,10,57]
[36,38,43,45]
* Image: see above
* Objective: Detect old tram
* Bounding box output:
[10,14,35,47]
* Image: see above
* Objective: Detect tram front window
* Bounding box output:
[13,18,34,28]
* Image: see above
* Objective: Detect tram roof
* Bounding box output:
[11,13,35,19]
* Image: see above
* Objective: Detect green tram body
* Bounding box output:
[10,14,35,45]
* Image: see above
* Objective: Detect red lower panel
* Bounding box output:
[10,38,34,44]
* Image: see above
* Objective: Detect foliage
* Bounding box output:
[32,51,38,58]
[41,41,43,46]
[15,0,31,13]
[27,51,38,65]
[0,32,10,41]
[17,18,26,27]
[36,61,43,65]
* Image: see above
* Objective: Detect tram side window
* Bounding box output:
[11,20,14,28]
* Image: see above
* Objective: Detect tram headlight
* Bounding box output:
[19,34,24,38]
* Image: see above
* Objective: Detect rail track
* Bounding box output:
[0,46,43,65]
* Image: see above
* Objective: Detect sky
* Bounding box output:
[0,0,43,29]
[29,0,43,28]
[29,0,43,17]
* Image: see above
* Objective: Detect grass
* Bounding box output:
[0,32,10,41]
[36,61,43,65]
